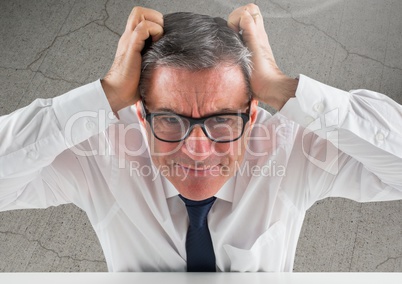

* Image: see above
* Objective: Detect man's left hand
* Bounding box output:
[228,3,298,111]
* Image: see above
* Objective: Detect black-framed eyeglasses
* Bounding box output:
[141,102,250,143]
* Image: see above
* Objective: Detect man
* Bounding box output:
[0,4,401,272]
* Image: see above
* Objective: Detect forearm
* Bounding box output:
[0,80,117,179]
[281,75,402,188]
[259,74,299,111]
[101,78,139,115]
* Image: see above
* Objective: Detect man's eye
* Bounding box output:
[163,116,180,124]
[212,116,238,124]
[213,116,229,123]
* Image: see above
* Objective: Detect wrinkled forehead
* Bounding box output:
[144,65,250,116]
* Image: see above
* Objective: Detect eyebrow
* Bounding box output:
[152,107,249,116]
[153,107,177,113]
[217,108,248,113]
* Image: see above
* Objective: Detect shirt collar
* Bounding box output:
[162,176,235,203]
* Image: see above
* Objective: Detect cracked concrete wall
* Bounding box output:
[0,0,401,272]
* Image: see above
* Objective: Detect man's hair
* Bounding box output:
[139,12,253,101]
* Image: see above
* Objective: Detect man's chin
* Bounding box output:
[166,175,227,201]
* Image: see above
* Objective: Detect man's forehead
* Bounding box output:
[145,65,249,115]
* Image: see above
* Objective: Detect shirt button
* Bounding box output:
[86,120,96,131]
[27,150,38,159]
[108,111,117,120]
[375,132,384,143]
[313,102,324,113]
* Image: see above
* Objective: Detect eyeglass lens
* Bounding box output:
[151,114,245,142]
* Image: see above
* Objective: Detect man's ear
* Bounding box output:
[249,99,258,127]
[135,100,146,127]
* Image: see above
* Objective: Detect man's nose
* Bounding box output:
[181,126,212,161]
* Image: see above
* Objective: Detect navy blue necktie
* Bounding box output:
[179,194,217,272]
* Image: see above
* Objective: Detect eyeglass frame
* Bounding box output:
[140,101,251,143]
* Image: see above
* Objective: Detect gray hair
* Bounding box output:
[139,12,253,101]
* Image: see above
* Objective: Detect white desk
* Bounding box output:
[1,273,401,284]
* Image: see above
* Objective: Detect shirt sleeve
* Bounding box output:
[0,80,118,211]
[280,74,402,205]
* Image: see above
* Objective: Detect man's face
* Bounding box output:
[136,65,257,201]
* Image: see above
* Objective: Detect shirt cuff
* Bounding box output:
[280,74,351,138]
[53,80,119,147]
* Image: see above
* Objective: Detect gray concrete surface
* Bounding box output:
[0,0,401,272]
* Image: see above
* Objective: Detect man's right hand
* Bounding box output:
[102,7,163,115]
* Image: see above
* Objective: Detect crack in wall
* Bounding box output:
[348,205,362,272]
[98,0,122,38]
[267,0,402,73]
[1,0,122,87]
[25,0,120,82]
[27,12,116,71]
[375,256,402,270]
[6,0,400,86]
[10,1,78,109]
[26,0,77,72]
[0,66,85,85]
[0,230,105,264]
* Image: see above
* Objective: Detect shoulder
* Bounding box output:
[247,106,298,158]
[254,106,297,141]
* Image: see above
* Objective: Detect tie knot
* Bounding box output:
[179,195,216,229]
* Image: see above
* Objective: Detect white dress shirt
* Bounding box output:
[0,75,401,272]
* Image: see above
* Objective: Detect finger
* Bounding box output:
[227,3,262,33]
[238,10,258,37]
[248,11,263,27]
[241,12,274,58]
[115,19,163,63]
[128,20,164,53]
[227,6,245,33]
[126,6,163,32]
[229,9,260,51]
